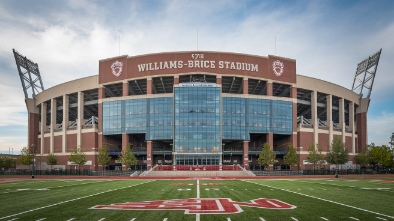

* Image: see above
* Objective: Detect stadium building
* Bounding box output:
[16,50,381,170]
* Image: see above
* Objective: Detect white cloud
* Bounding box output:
[0,135,26,154]
[0,0,393,151]
[368,112,394,146]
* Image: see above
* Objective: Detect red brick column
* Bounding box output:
[267,133,274,150]
[356,112,367,151]
[147,78,152,94]
[243,78,248,94]
[147,141,153,170]
[243,141,249,169]
[216,76,222,85]
[123,82,128,96]
[267,82,273,96]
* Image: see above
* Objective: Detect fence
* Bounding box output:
[252,168,393,176]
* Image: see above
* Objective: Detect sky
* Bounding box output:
[0,0,393,154]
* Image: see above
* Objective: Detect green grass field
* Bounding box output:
[0,178,393,221]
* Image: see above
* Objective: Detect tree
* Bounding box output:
[355,148,370,167]
[257,143,276,170]
[389,132,394,149]
[369,144,393,168]
[306,143,324,171]
[98,143,111,171]
[283,144,299,170]
[69,147,87,172]
[326,136,349,169]
[0,156,16,170]
[47,153,58,170]
[19,147,33,167]
[119,144,137,170]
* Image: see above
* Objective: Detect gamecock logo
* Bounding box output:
[111,60,123,77]
[272,60,284,76]
[91,198,296,214]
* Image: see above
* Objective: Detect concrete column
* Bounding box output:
[62,95,69,153]
[243,141,249,169]
[349,101,355,153]
[40,102,47,154]
[326,95,333,147]
[50,98,56,153]
[147,141,153,170]
[339,98,345,143]
[311,91,318,146]
[243,77,248,94]
[98,87,104,150]
[291,87,297,148]
[77,91,84,148]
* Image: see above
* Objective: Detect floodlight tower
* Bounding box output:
[351,49,382,150]
[13,49,44,160]
[13,49,44,99]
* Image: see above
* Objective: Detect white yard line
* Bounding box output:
[130,218,136,221]
[244,180,394,220]
[259,217,266,221]
[349,217,359,221]
[290,217,298,221]
[320,217,329,220]
[196,179,200,221]
[0,181,153,220]
[376,217,387,221]
[66,219,75,221]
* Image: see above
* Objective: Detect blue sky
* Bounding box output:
[0,0,393,154]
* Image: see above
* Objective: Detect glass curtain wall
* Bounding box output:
[174,85,221,165]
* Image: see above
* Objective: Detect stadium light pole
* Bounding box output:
[31,144,35,179]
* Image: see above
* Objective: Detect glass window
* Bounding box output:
[174,86,221,155]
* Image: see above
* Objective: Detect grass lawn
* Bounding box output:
[0,178,393,221]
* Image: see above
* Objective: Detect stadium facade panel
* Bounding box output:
[26,51,366,170]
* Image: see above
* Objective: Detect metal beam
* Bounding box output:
[251,80,261,94]
[134,80,143,94]
[160,77,166,93]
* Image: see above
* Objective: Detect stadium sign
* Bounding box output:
[91,198,296,214]
[137,60,258,72]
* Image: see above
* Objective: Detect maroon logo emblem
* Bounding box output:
[272,60,284,76]
[111,60,123,77]
[91,198,296,214]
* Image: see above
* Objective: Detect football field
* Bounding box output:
[0,178,393,221]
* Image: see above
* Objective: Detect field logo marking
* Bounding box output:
[0,181,153,220]
[91,198,296,214]
[245,180,394,220]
